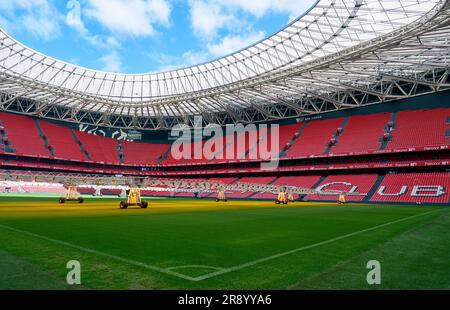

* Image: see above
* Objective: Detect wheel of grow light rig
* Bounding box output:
[120,201,128,209]
[78,197,84,203]
[140,201,148,209]
[59,197,66,204]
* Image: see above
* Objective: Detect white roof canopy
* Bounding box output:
[0,0,449,129]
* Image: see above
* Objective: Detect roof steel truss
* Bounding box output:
[0,0,448,129]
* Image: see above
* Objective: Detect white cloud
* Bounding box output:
[211,0,314,19]
[181,0,307,69]
[149,50,210,72]
[188,0,315,41]
[189,0,235,39]
[99,51,123,72]
[207,31,265,57]
[0,0,62,40]
[150,31,265,71]
[66,1,121,51]
[84,0,171,38]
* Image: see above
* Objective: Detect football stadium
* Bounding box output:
[0,0,450,295]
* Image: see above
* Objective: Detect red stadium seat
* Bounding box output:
[387,109,450,149]
[306,174,378,202]
[285,118,345,157]
[370,173,450,204]
[331,113,391,154]
[0,112,50,157]
[39,120,87,161]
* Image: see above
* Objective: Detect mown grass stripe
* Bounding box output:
[193,209,443,281]
[0,223,198,281]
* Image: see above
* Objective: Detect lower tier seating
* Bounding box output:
[251,175,321,200]
[370,172,450,204]
[2,170,449,204]
[306,174,379,202]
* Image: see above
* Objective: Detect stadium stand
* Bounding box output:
[163,141,187,165]
[386,109,450,149]
[306,174,378,202]
[251,175,322,200]
[1,110,449,167]
[121,140,168,166]
[0,180,66,194]
[226,177,277,199]
[331,113,392,154]
[100,188,122,196]
[39,120,87,161]
[0,110,449,204]
[77,187,96,195]
[74,131,120,164]
[370,172,450,204]
[285,118,345,157]
[0,112,50,157]
[2,169,449,204]
[277,123,304,157]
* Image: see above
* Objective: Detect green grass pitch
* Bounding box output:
[0,196,449,290]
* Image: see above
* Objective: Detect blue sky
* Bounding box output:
[0,0,315,74]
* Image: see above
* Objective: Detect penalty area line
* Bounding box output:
[192,209,443,281]
[0,223,200,281]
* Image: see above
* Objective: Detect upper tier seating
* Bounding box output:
[387,109,450,149]
[331,113,391,154]
[370,172,450,204]
[224,128,260,162]
[39,120,87,161]
[0,112,50,157]
[188,140,208,164]
[285,118,345,157]
[247,127,273,160]
[1,108,449,167]
[121,140,168,166]
[306,174,378,201]
[164,128,268,165]
[277,123,303,157]
[74,131,120,164]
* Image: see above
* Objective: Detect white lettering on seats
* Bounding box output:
[377,186,408,196]
[317,182,359,195]
[411,186,445,197]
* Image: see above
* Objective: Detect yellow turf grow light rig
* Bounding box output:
[59,185,84,204]
[120,187,148,209]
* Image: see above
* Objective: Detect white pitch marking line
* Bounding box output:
[0,209,443,283]
[166,265,225,272]
[191,209,443,281]
[0,223,198,281]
